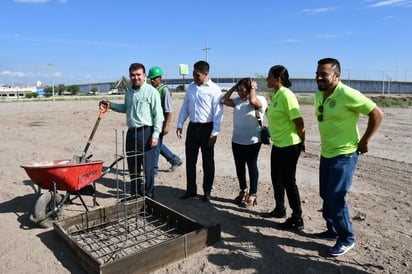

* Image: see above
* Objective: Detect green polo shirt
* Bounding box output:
[314,82,376,158]
[110,82,164,138]
[267,86,303,148]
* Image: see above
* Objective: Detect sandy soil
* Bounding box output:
[0,97,411,274]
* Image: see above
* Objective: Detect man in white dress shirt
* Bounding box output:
[176,61,223,202]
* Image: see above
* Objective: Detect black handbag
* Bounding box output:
[256,110,271,145]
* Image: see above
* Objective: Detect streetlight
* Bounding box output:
[48,64,55,101]
[387,75,391,94]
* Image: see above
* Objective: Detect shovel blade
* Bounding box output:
[70,154,85,164]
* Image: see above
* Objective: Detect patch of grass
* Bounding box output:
[370,96,412,108]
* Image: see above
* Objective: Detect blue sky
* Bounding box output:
[1,0,411,86]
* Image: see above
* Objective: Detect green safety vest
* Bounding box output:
[158,84,166,98]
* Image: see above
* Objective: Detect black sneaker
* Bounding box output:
[278,217,304,231]
[329,242,355,256]
[261,208,286,218]
[313,230,338,240]
[202,193,211,202]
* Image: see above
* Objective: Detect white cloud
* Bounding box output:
[367,0,412,8]
[1,70,25,77]
[316,34,339,39]
[14,0,49,3]
[283,38,302,43]
[302,7,338,14]
[14,0,68,3]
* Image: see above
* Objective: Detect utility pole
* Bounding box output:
[201,43,211,62]
[48,63,55,101]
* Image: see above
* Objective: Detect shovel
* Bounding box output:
[71,103,109,164]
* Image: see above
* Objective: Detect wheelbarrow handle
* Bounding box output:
[101,156,124,177]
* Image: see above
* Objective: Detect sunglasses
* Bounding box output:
[318,105,324,122]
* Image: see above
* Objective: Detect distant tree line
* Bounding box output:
[41,84,80,97]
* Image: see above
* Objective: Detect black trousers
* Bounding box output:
[185,122,214,196]
[271,143,303,219]
[126,126,155,198]
[232,142,262,195]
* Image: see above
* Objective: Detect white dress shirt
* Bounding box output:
[177,79,223,136]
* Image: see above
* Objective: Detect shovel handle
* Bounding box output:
[99,101,110,117]
[82,105,108,158]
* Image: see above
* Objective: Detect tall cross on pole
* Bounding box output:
[201,43,211,62]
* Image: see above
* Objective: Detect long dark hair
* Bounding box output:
[236,77,253,92]
[269,65,292,88]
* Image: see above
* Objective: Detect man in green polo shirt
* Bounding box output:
[99,63,164,199]
[313,58,383,256]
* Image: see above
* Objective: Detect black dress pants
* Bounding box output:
[270,143,303,219]
[126,126,155,198]
[184,122,214,196]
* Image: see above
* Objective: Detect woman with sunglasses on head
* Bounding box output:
[262,65,306,231]
[221,78,268,208]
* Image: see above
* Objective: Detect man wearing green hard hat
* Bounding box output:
[148,66,183,175]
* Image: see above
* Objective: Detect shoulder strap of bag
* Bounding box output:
[255,109,263,127]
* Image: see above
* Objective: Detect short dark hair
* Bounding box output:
[269,65,292,88]
[193,60,209,73]
[318,58,341,73]
[129,63,146,74]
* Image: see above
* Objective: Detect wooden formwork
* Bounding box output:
[54,197,221,274]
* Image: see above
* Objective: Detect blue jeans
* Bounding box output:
[154,132,181,174]
[319,151,359,245]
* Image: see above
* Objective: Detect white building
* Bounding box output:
[0,85,37,99]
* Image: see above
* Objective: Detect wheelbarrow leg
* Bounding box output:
[53,181,57,218]
[92,181,99,207]
[75,192,89,212]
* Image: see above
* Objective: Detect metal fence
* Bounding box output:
[78,78,412,94]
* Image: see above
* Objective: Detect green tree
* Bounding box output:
[67,85,80,95]
[44,86,54,97]
[25,92,38,98]
[90,87,98,94]
[175,84,186,92]
[120,76,130,91]
[58,84,65,96]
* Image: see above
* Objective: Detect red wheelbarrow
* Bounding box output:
[21,104,123,228]
[21,157,122,228]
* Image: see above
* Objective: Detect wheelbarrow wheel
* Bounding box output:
[31,191,64,228]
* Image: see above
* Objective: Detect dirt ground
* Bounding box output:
[0,97,411,274]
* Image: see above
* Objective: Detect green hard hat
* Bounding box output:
[148,66,163,79]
